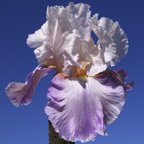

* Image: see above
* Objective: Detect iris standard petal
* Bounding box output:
[87,44,107,76]
[27,22,48,48]
[67,2,91,41]
[91,17,128,66]
[45,73,126,142]
[27,6,71,68]
[26,3,97,74]
[27,22,55,66]
[5,66,52,107]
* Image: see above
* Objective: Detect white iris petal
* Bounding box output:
[91,17,128,66]
[27,3,128,76]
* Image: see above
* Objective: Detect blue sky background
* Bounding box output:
[0,0,144,144]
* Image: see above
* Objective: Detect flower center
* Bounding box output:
[69,61,89,81]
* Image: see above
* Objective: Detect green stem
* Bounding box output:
[49,121,75,144]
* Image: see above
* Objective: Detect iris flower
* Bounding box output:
[5,2,133,143]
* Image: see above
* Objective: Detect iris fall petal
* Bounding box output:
[5,66,52,107]
[45,72,128,142]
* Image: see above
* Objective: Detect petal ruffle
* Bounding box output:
[27,3,99,74]
[87,44,107,76]
[27,22,48,48]
[67,2,91,41]
[27,22,55,66]
[27,6,71,68]
[97,69,134,93]
[5,66,52,107]
[96,69,134,124]
[27,3,129,76]
[91,17,128,66]
[45,73,126,142]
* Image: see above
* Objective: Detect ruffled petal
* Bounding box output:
[66,2,91,41]
[96,69,134,124]
[27,22,55,66]
[27,3,129,76]
[27,3,97,74]
[91,17,128,66]
[45,73,126,142]
[27,22,48,48]
[97,69,134,93]
[87,44,107,76]
[116,69,134,91]
[5,66,52,107]
[27,6,71,68]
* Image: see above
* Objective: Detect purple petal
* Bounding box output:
[96,69,134,92]
[117,69,134,91]
[117,69,128,79]
[5,65,52,107]
[45,73,126,142]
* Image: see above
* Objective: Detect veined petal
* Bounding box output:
[45,73,126,142]
[96,69,134,124]
[91,17,128,66]
[5,66,52,107]
[97,69,134,93]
